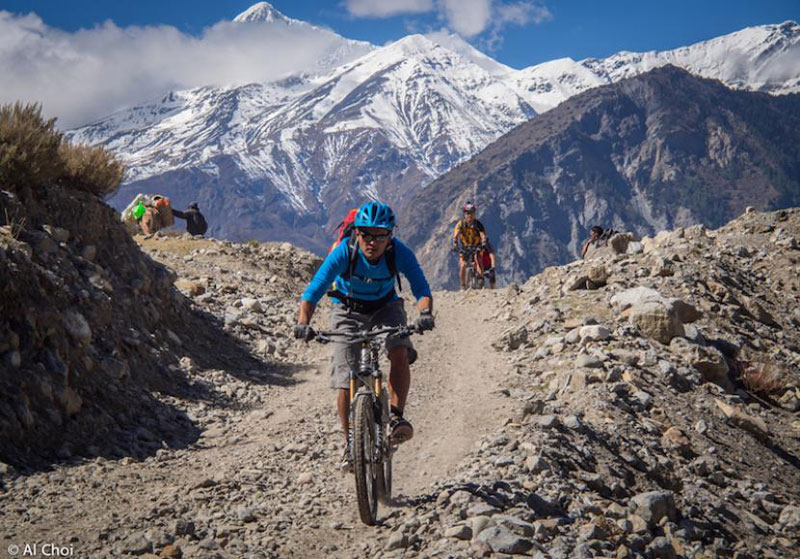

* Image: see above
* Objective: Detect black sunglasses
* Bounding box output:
[358,230,391,242]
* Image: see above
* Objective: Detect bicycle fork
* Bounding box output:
[348,342,385,463]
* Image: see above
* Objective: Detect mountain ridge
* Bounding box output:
[403,65,800,288]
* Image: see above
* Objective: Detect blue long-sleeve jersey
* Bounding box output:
[301,238,432,306]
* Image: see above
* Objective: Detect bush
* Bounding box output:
[58,141,125,198]
[0,102,64,190]
[739,359,786,395]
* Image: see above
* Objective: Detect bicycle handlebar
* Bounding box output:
[315,324,420,345]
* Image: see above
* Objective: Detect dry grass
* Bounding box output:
[136,235,217,257]
[0,102,63,190]
[58,141,125,198]
[739,359,786,395]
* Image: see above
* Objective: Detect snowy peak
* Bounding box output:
[513,20,800,112]
[233,2,296,24]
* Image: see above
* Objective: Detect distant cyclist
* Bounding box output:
[451,201,493,290]
[293,202,434,472]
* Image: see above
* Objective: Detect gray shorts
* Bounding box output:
[328,300,415,390]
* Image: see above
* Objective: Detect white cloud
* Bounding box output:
[347,0,551,40]
[345,0,434,18]
[0,11,359,129]
[440,0,492,37]
[496,2,553,26]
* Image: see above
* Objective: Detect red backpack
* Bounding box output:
[329,208,359,253]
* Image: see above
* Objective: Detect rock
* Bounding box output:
[43,225,70,243]
[175,279,206,296]
[579,522,608,541]
[236,507,256,522]
[672,300,702,323]
[493,325,528,351]
[159,544,183,558]
[629,301,684,344]
[580,325,611,341]
[385,532,408,550]
[576,353,604,368]
[536,415,560,429]
[778,504,800,529]
[241,298,263,313]
[715,400,770,441]
[661,427,693,457]
[3,350,21,369]
[690,346,734,392]
[121,534,152,554]
[476,525,533,554]
[494,515,535,537]
[611,287,666,310]
[63,311,92,345]
[651,257,675,277]
[81,244,97,261]
[297,472,313,485]
[525,455,551,474]
[630,491,676,524]
[609,233,632,254]
[470,516,496,537]
[445,524,472,540]
[627,241,644,254]
[740,296,778,327]
[566,274,590,291]
[587,264,608,287]
[646,537,677,559]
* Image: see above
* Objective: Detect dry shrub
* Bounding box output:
[0,102,64,190]
[58,141,125,198]
[739,359,786,395]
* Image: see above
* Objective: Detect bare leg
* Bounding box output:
[458,258,467,289]
[337,388,350,444]
[388,346,410,413]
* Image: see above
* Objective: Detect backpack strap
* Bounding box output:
[384,240,402,292]
[338,237,402,292]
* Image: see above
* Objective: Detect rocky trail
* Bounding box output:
[0,227,514,558]
[2,188,800,559]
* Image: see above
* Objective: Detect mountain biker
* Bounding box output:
[451,201,491,290]
[293,201,434,472]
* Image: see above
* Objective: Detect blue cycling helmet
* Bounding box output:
[354,201,395,230]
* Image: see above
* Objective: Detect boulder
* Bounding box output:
[629,301,684,344]
[630,491,677,524]
[715,400,770,441]
[476,525,533,554]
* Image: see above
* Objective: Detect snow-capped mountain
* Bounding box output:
[515,20,800,112]
[71,25,537,249]
[68,4,800,251]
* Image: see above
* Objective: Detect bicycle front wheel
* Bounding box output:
[353,393,379,525]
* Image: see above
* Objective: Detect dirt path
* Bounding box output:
[1,288,512,558]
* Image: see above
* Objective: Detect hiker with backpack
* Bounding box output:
[293,202,434,472]
[172,202,208,236]
[581,224,618,258]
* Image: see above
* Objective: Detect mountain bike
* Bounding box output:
[316,324,419,525]
[458,245,485,290]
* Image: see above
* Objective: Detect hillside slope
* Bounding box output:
[2,207,799,558]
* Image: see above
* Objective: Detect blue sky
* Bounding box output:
[3,0,798,68]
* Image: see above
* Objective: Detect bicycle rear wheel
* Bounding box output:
[353,393,379,525]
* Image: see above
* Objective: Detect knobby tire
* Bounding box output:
[353,393,378,525]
